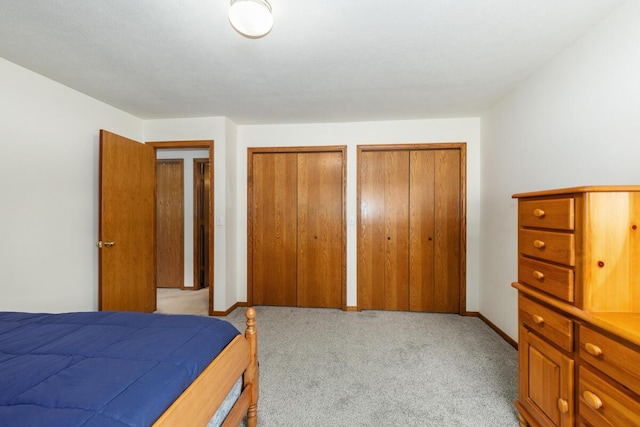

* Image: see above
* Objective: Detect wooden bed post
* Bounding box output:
[244,307,259,427]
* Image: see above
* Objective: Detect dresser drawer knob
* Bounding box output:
[557,398,569,413]
[533,209,545,218]
[585,343,603,357]
[533,240,546,249]
[583,391,603,410]
[532,270,545,280]
[532,314,544,325]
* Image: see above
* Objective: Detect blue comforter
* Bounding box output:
[0,311,240,426]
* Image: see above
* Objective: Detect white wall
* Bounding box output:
[237,118,482,310]
[480,0,640,340]
[0,57,143,312]
[156,148,209,288]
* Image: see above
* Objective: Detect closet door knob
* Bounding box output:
[533,209,545,218]
[557,398,569,413]
[533,240,545,249]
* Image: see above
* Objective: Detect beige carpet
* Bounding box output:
[155,288,209,315]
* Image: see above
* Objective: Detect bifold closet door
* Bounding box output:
[358,147,462,313]
[358,150,410,310]
[409,149,460,312]
[297,152,343,308]
[251,153,297,306]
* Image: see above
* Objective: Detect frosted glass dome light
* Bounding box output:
[229,0,273,38]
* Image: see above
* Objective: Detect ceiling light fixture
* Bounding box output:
[229,0,273,38]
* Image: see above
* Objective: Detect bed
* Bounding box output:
[0,307,258,427]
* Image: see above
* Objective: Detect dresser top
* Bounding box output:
[512,185,640,199]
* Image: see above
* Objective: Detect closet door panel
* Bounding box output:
[358,151,388,309]
[409,150,436,311]
[252,153,298,306]
[384,151,410,311]
[297,152,343,308]
[434,149,461,312]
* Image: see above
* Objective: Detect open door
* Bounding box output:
[98,130,156,312]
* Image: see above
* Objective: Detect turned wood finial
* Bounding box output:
[246,307,256,331]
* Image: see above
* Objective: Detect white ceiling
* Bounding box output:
[0,1,625,124]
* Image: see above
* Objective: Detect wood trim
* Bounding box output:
[212,301,248,317]
[466,311,518,350]
[358,142,466,151]
[344,306,359,312]
[247,146,347,310]
[247,151,254,307]
[459,144,467,315]
[147,140,212,149]
[356,142,467,314]
[146,140,215,315]
[248,145,347,154]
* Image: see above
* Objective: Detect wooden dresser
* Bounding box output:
[512,186,640,427]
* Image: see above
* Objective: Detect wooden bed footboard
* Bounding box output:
[153,307,259,427]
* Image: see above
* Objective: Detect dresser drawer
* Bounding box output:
[519,295,573,352]
[578,366,640,427]
[519,197,575,230]
[519,229,575,266]
[579,325,640,396]
[518,256,574,303]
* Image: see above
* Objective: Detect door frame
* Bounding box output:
[147,140,215,315]
[247,146,348,309]
[357,142,467,314]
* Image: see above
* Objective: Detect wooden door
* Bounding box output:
[297,152,343,308]
[251,153,298,306]
[99,130,156,312]
[358,150,410,310]
[358,144,464,313]
[409,149,461,312]
[194,158,210,289]
[156,159,184,288]
[433,149,461,312]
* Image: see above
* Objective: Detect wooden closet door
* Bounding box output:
[251,153,298,306]
[409,150,435,311]
[297,152,343,308]
[409,149,460,312]
[433,149,461,312]
[358,150,410,310]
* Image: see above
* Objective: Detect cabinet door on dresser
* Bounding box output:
[519,325,574,427]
